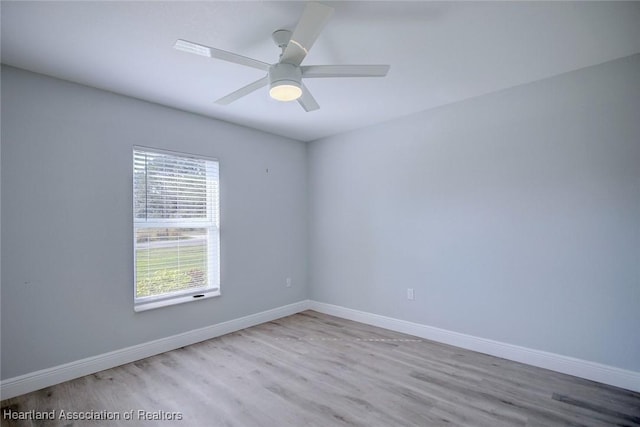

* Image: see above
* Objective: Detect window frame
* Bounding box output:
[132,146,221,312]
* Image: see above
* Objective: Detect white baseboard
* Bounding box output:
[3,299,638,400]
[308,301,640,393]
[0,300,312,400]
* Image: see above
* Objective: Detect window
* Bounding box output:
[133,147,220,312]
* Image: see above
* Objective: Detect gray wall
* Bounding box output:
[308,54,640,372]
[1,66,308,379]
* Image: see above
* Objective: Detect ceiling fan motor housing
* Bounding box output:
[269,63,302,87]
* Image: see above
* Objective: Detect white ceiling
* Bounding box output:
[2,1,639,142]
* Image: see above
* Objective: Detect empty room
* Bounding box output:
[1,1,639,426]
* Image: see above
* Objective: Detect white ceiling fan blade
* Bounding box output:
[281,2,334,66]
[302,64,390,78]
[175,39,270,71]
[297,84,320,112]
[215,76,269,105]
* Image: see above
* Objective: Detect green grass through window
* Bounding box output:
[136,244,208,298]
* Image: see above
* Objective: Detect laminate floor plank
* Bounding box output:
[2,310,638,427]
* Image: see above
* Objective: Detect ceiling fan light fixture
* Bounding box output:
[268,63,303,102]
[270,81,302,102]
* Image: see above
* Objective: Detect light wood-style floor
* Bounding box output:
[2,311,639,426]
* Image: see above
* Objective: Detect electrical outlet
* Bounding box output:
[286,277,292,288]
[407,288,415,300]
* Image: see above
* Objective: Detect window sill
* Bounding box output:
[134,289,220,312]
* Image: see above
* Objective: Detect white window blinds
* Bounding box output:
[133,147,220,311]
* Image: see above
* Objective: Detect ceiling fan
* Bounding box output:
[174,2,390,112]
